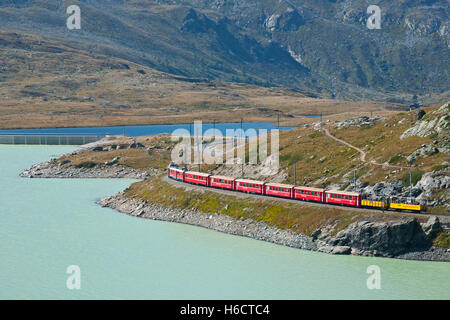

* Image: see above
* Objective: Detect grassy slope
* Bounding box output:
[278,105,449,188]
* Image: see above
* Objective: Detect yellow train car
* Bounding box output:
[361,199,388,209]
[389,202,422,212]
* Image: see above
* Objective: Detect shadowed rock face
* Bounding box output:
[326,219,429,256]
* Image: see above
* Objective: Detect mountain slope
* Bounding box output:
[0,0,448,103]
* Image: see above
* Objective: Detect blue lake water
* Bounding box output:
[0,145,449,299]
[0,122,295,137]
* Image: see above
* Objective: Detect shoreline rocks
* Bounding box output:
[98,193,317,252]
[20,159,151,179]
[98,192,450,262]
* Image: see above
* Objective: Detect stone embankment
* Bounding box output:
[98,192,317,252]
[98,192,450,262]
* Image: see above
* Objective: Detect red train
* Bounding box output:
[167,165,363,209]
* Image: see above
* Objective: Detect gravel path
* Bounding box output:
[321,128,411,170]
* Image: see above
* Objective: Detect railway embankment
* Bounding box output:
[97,191,449,261]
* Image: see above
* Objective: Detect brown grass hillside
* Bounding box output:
[0,31,406,129]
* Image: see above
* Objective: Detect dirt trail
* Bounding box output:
[321,128,411,170]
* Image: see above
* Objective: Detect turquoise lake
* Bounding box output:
[0,145,449,299]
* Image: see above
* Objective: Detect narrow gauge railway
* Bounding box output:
[168,165,423,213]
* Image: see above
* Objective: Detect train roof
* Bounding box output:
[266,183,294,188]
[169,167,185,171]
[293,186,325,192]
[185,171,211,176]
[210,175,235,180]
[326,189,361,196]
[235,178,265,184]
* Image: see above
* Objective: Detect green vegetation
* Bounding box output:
[402,170,424,186]
[429,133,439,140]
[308,132,323,139]
[433,232,450,249]
[432,164,447,172]
[280,153,302,165]
[75,162,97,169]
[389,155,403,164]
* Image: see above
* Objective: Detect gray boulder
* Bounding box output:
[406,144,439,164]
[421,216,443,240]
[326,219,429,256]
[414,109,426,121]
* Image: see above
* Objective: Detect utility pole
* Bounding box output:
[241,118,244,178]
[277,111,280,129]
[354,170,357,193]
[196,125,200,172]
[409,172,412,202]
[294,161,297,186]
[184,145,187,170]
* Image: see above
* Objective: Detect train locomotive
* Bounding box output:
[168,165,422,213]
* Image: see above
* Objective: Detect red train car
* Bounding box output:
[210,175,235,190]
[294,186,325,203]
[168,167,185,181]
[184,171,211,186]
[235,179,265,194]
[325,190,361,207]
[265,183,294,199]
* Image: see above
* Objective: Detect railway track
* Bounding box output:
[164,175,450,222]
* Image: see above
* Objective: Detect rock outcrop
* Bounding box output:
[335,116,387,129]
[401,104,449,139]
[20,159,152,179]
[359,170,449,208]
[325,219,430,257]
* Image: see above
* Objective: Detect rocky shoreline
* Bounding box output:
[20,160,450,262]
[20,159,152,179]
[98,192,317,252]
[98,192,450,262]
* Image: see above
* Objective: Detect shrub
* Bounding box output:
[433,233,450,249]
[432,164,447,172]
[429,133,438,139]
[402,170,424,186]
[308,132,323,139]
[389,155,403,164]
[75,161,97,168]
